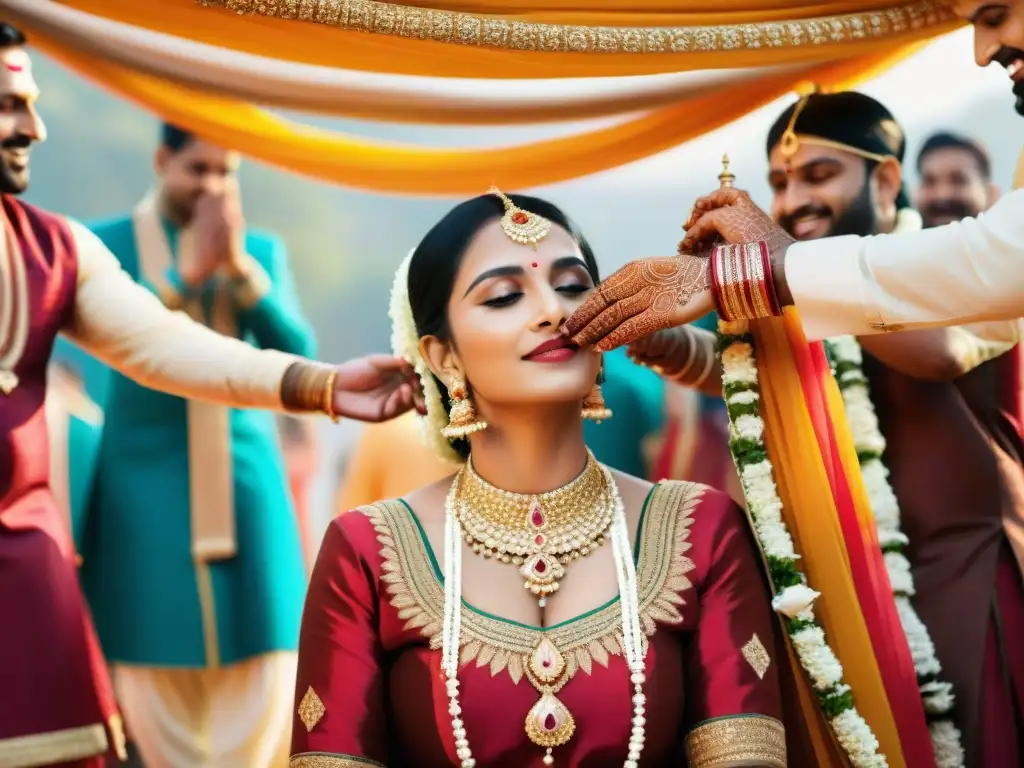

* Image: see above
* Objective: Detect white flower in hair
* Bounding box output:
[388,249,464,466]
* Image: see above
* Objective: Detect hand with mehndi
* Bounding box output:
[679,187,794,261]
[331,354,426,422]
[564,256,713,352]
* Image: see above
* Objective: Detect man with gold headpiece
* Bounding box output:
[757,91,1022,766]
[581,88,1024,766]
[0,25,421,768]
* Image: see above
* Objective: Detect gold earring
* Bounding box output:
[441,376,488,439]
[582,381,612,423]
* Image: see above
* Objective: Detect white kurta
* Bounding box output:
[786,188,1024,340]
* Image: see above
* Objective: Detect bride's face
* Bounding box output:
[423,218,601,412]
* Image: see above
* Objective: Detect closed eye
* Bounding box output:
[483,292,522,308]
[557,284,590,296]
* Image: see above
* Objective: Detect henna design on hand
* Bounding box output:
[564,255,711,351]
[679,188,794,258]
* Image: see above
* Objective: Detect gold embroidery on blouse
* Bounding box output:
[197,0,955,56]
[685,715,786,768]
[742,633,771,680]
[298,686,326,732]
[360,480,699,686]
[290,754,386,768]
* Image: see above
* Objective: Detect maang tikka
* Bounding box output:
[489,186,551,250]
[441,375,488,439]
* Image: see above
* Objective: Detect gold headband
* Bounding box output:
[489,186,551,250]
[778,90,891,168]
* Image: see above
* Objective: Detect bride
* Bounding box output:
[288,190,788,767]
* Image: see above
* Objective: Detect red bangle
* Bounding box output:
[712,241,782,321]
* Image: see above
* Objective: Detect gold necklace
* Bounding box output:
[455,452,612,607]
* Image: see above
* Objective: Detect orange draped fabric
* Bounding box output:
[754,311,907,767]
[58,0,961,79]
[30,37,924,194]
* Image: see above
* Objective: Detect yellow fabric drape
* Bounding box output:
[32,38,922,194]
[755,310,906,767]
[60,0,960,79]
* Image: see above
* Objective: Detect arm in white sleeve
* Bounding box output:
[61,218,298,410]
[785,189,1024,340]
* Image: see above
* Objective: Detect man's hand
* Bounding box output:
[332,354,427,423]
[564,256,712,351]
[181,185,245,287]
[679,187,794,259]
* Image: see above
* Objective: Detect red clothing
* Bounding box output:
[863,348,1024,765]
[292,481,790,767]
[0,196,120,766]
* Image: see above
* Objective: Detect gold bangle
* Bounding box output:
[323,370,339,423]
[690,344,718,389]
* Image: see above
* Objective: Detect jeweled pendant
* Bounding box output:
[0,369,18,395]
[528,639,566,685]
[525,691,575,748]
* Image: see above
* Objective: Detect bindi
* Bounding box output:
[531,261,539,268]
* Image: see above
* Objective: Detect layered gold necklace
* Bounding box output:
[454,451,612,607]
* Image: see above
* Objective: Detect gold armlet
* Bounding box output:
[281,362,337,420]
[290,754,386,768]
[685,715,786,768]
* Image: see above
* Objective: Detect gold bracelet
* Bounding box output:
[690,344,718,389]
[323,370,339,423]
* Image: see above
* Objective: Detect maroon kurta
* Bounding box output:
[0,196,120,767]
[863,349,1024,766]
[291,481,791,767]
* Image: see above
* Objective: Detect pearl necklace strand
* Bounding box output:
[441,464,647,767]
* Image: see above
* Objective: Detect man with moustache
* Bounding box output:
[915,132,1000,228]
[762,92,1024,767]
[77,123,317,768]
[617,89,1024,765]
[568,0,1024,339]
[0,24,422,768]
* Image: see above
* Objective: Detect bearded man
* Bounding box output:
[0,24,420,768]
[915,132,999,228]
[763,92,1023,766]
[568,0,1024,339]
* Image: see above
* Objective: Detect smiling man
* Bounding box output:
[567,1,1024,345]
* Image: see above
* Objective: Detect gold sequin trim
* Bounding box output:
[685,715,786,768]
[0,723,109,766]
[359,480,699,686]
[198,0,955,55]
[298,686,326,732]
[290,754,386,768]
[742,633,771,680]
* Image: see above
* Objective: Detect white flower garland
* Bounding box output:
[389,249,465,465]
[824,336,964,768]
[718,319,888,768]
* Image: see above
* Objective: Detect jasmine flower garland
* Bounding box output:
[717,320,887,768]
[824,336,964,768]
[389,250,464,465]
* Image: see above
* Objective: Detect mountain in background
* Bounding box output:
[25,53,1024,364]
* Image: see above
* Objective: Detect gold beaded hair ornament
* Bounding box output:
[778,88,891,171]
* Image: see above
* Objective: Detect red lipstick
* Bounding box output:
[524,336,578,363]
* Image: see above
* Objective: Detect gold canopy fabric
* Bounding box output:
[14,0,960,193]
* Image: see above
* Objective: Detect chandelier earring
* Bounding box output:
[441,375,488,440]
[581,372,613,423]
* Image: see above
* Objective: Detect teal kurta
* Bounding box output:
[79,215,315,668]
[68,409,102,553]
[583,347,665,478]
